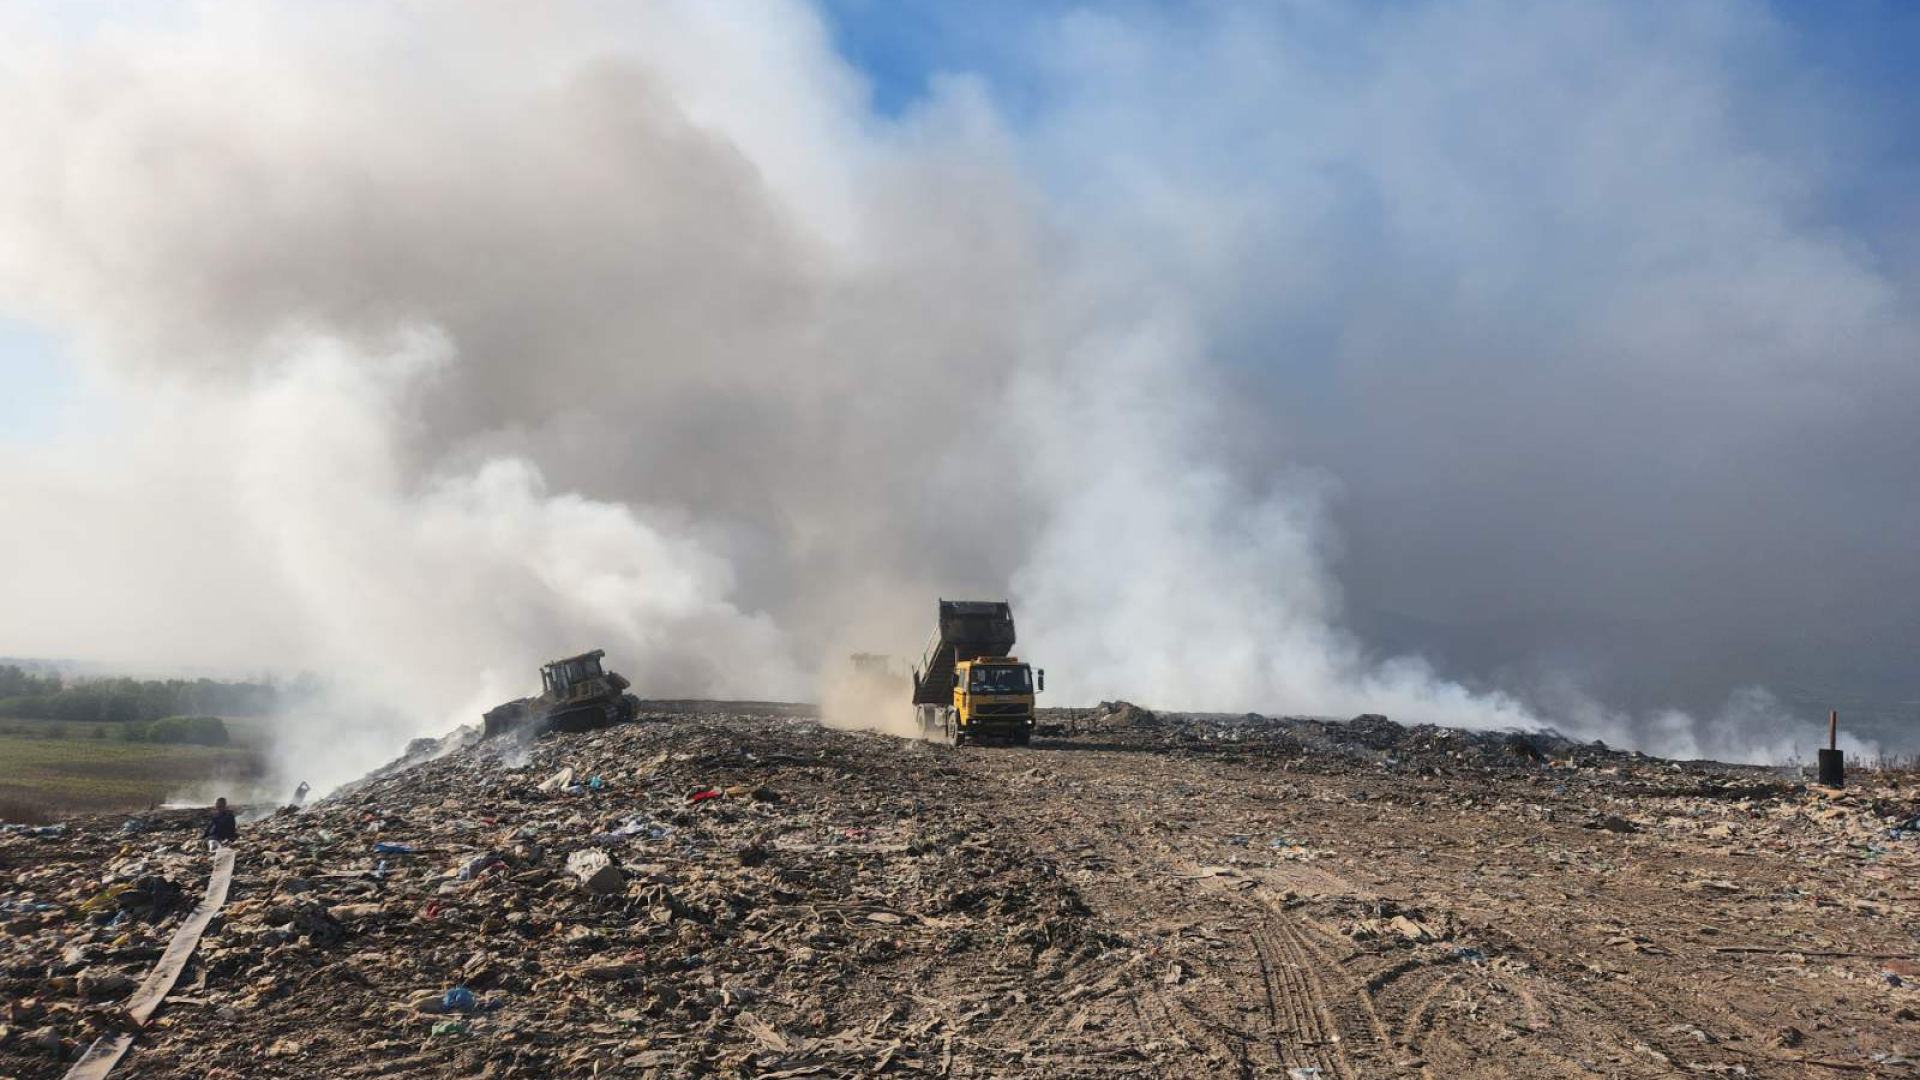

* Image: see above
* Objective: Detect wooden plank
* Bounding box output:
[62,846,236,1080]
[60,1034,133,1080]
[128,845,235,1026]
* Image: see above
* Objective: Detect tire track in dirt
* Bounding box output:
[1157,991,1253,1079]
[1187,782,1764,1078]
[977,764,1255,1078]
[1332,803,1802,1065]
[983,752,1365,1079]
[965,735,1916,1078]
[1273,916,1384,1078]
[1464,918,1771,1077]
[1282,916,1396,1046]
[1251,917,1354,1077]
[975,746,1410,1079]
[1246,917,1291,1061]
[1394,966,1464,1065]
[969,744,1739,1078]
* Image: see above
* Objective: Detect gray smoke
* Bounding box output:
[0,1,1910,786]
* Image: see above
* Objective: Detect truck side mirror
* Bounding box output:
[951,673,960,690]
[1038,669,1045,693]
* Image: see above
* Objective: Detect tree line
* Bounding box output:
[0,714,233,746]
[0,666,277,723]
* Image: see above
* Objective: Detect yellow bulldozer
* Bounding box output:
[482,649,640,739]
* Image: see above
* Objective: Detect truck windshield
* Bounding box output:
[970,666,1031,693]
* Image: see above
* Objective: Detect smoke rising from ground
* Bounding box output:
[0,1,1913,785]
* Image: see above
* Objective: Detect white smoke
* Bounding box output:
[0,0,1906,787]
[1008,314,1539,729]
[0,326,804,789]
[1533,682,1881,766]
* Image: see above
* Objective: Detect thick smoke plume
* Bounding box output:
[0,1,1911,787]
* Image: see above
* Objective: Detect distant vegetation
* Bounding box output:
[0,734,267,813]
[0,665,276,723]
[132,715,232,746]
[0,668,276,813]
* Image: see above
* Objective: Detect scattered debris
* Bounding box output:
[563,848,624,894]
[2,705,1913,1079]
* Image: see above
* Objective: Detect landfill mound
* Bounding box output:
[1076,701,1634,768]
[3,705,1918,1079]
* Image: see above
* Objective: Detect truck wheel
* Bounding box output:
[944,709,963,746]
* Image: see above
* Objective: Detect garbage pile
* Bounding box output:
[5,703,1915,1078]
[0,712,1115,1079]
[1072,702,1765,779]
[1088,702,1161,729]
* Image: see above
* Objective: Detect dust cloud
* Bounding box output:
[817,661,924,743]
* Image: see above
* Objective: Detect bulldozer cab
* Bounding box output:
[543,650,606,696]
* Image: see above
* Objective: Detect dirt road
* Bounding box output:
[4,706,1914,1079]
[947,724,1918,1078]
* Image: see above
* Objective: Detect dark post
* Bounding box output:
[1817,709,1845,788]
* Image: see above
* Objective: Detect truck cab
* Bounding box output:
[951,655,1042,744]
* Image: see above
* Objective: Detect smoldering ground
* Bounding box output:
[1,1,1914,788]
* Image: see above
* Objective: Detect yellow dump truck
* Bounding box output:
[912,599,1044,745]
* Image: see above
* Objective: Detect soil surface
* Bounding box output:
[4,703,1916,1078]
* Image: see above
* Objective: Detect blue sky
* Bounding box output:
[817,0,1920,120]
[819,0,1059,117]
[0,319,75,442]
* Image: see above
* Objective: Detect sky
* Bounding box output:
[0,319,76,442]
[0,0,1915,783]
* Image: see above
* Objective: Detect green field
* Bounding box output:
[0,715,273,745]
[0,728,270,816]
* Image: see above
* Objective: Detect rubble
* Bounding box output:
[1,711,1110,1079]
[0,704,1914,1079]
[563,848,624,894]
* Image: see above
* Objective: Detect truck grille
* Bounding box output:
[973,703,1031,717]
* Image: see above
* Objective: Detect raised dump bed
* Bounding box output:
[912,600,1016,705]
